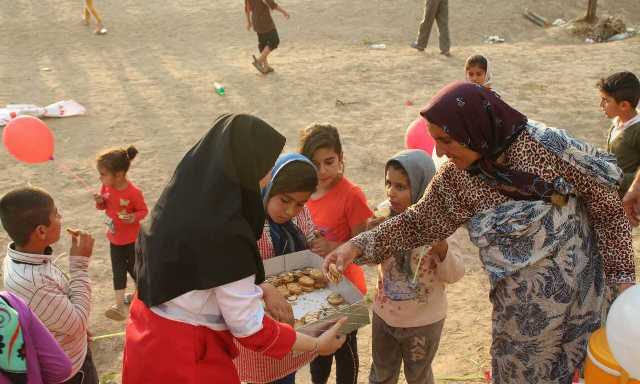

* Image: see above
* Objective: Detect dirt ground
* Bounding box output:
[0,0,639,382]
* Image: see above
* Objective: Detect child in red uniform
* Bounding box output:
[299,124,373,384]
[94,146,148,321]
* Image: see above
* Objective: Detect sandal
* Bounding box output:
[252,55,268,74]
[95,27,108,35]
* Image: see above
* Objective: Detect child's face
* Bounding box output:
[267,191,312,224]
[466,66,487,86]
[98,167,123,187]
[310,147,342,190]
[599,91,627,119]
[36,205,61,245]
[385,167,412,214]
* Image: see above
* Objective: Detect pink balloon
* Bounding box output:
[3,116,54,164]
[405,117,435,155]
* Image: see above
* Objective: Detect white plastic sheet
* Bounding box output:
[0,100,86,127]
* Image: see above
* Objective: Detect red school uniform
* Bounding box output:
[306,176,373,294]
[97,181,148,245]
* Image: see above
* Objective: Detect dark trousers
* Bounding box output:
[369,313,444,384]
[271,372,296,384]
[416,0,450,53]
[310,330,358,384]
[110,242,136,290]
[63,348,99,384]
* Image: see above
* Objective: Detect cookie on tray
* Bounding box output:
[287,283,302,295]
[309,268,324,282]
[298,275,315,287]
[327,292,345,306]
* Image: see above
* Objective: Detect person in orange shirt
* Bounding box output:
[299,124,372,384]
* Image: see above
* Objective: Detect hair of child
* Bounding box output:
[385,160,410,180]
[465,54,488,72]
[299,124,343,160]
[597,71,640,108]
[0,187,54,246]
[97,146,139,174]
[268,161,318,199]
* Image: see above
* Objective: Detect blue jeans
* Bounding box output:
[272,372,296,384]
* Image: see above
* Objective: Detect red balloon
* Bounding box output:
[404,117,435,155]
[3,116,54,164]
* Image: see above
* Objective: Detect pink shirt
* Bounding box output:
[373,230,465,328]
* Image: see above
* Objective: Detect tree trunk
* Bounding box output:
[582,0,598,23]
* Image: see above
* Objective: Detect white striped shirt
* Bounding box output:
[3,244,91,377]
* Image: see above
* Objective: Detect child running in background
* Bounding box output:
[598,71,640,197]
[368,150,464,384]
[245,0,290,74]
[465,54,492,90]
[1,187,99,383]
[82,0,107,35]
[94,146,148,321]
[299,124,372,384]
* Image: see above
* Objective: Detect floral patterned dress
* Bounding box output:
[351,123,635,383]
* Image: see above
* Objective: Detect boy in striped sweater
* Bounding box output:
[1,187,98,384]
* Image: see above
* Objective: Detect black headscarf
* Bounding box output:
[135,114,286,307]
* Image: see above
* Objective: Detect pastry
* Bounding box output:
[279,273,295,284]
[327,293,345,306]
[298,276,315,287]
[302,285,315,293]
[292,270,305,279]
[287,283,302,295]
[277,285,290,296]
[314,281,327,289]
[286,295,298,302]
[374,205,391,218]
[327,264,342,283]
[302,313,318,324]
[309,268,324,281]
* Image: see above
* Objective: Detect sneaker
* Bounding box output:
[410,41,425,52]
[105,305,127,321]
[124,293,134,305]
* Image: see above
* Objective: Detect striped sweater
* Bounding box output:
[3,244,91,377]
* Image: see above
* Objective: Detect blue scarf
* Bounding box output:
[262,153,317,256]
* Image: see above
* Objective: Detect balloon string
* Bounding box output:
[55,162,95,195]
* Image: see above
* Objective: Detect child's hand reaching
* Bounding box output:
[366,216,386,230]
[309,234,335,257]
[429,240,448,262]
[93,193,104,205]
[67,229,94,258]
[119,213,136,224]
